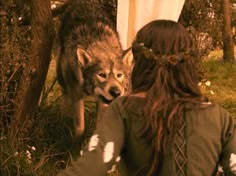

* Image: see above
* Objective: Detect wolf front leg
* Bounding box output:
[73,99,85,137]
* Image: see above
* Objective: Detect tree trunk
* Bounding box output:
[222,0,235,62]
[11,0,54,137]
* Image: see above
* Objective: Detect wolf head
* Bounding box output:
[77,42,132,105]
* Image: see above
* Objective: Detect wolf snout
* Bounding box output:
[109,86,121,98]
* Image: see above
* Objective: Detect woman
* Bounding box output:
[58,20,236,176]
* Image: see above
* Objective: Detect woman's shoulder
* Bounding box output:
[189,102,233,125]
[201,103,231,117]
[111,94,146,105]
[109,95,146,115]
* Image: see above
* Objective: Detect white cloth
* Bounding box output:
[117,0,185,50]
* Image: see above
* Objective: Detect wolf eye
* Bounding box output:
[117,73,123,78]
[98,73,106,78]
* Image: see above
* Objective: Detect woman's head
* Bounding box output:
[131,20,201,96]
[133,20,194,55]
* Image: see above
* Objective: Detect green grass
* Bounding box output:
[200,57,236,119]
[1,59,97,176]
[1,53,236,175]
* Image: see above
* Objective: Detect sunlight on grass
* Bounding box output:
[207,49,223,60]
[207,46,236,60]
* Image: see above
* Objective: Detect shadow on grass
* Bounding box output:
[0,97,98,176]
[36,98,98,174]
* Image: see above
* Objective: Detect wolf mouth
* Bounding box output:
[98,95,113,105]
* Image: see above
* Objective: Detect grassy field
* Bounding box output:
[201,50,236,119]
[1,51,236,176]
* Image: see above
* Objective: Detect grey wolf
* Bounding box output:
[56,0,132,137]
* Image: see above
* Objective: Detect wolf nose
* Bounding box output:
[109,87,121,98]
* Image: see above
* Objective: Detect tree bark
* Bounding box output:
[222,0,235,61]
[11,0,54,136]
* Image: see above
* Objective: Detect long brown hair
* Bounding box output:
[131,20,207,175]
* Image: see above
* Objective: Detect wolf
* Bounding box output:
[56,0,132,137]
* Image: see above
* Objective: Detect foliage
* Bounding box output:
[0,0,31,134]
[180,0,223,56]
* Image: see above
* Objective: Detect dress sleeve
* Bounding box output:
[57,100,125,176]
[220,107,236,175]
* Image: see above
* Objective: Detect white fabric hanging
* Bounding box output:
[117,0,185,50]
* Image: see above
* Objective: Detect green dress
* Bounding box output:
[58,96,236,176]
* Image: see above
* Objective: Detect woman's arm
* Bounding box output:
[57,100,125,176]
[220,109,236,175]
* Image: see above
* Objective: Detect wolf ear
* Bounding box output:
[122,48,133,67]
[76,48,92,67]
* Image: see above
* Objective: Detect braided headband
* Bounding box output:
[132,41,194,65]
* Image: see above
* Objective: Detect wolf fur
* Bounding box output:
[56,0,132,137]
